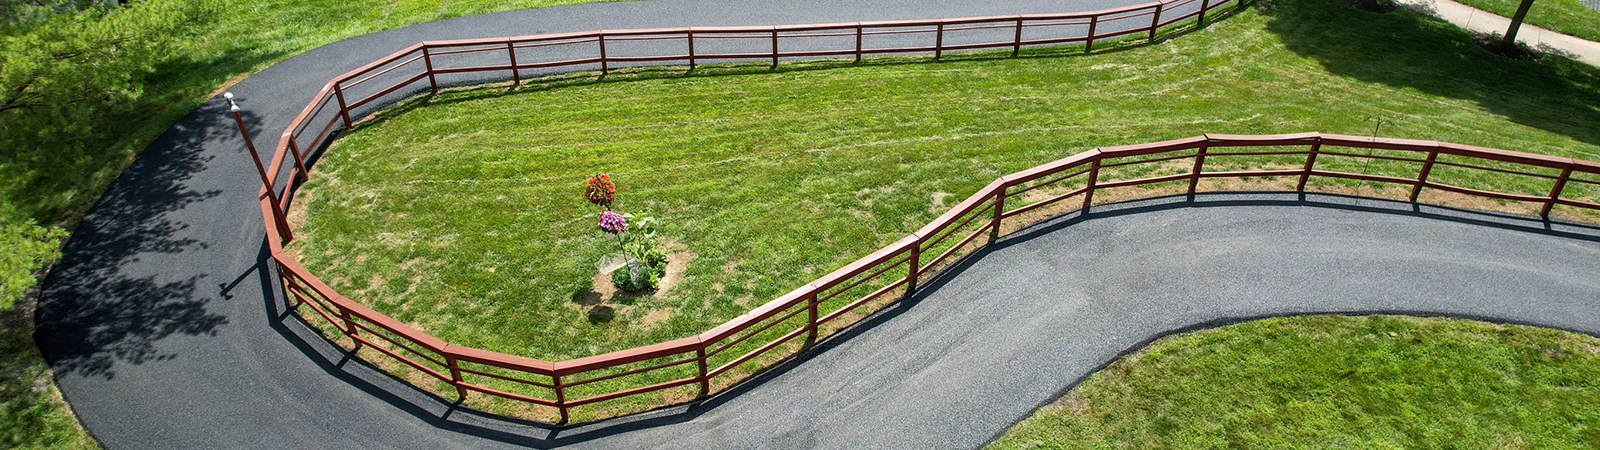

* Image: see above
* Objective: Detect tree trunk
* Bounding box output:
[1502,0,1536,47]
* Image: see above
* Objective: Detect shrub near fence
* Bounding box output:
[250,0,1600,424]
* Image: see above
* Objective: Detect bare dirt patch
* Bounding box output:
[576,249,696,325]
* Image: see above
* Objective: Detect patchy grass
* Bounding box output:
[989,315,1600,449]
[292,0,1600,419]
[1449,0,1600,43]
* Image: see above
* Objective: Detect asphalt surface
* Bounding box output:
[31,0,1600,448]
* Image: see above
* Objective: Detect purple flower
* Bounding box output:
[598,211,627,234]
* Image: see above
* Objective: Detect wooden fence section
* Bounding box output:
[249,0,1600,424]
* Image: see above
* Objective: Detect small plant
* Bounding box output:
[584,174,617,208]
[597,211,627,234]
[583,175,670,293]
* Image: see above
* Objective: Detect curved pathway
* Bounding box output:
[31,0,1600,448]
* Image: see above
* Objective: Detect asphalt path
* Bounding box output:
[31,0,1600,447]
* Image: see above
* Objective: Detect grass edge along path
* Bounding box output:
[988,315,1600,449]
[1448,0,1600,42]
[289,0,1600,422]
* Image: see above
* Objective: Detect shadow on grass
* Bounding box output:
[1258,0,1600,150]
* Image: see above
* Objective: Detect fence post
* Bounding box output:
[1297,141,1322,191]
[507,42,521,85]
[226,93,293,242]
[421,46,439,94]
[553,374,569,423]
[1199,0,1211,24]
[1086,15,1099,52]
[935,23,944,60]
[695,345,710,398]
[1410,151,1438,202]
[598,33,609,75]
[332,84,354,128]
[804,292,820,348]
[284,135,308,182]
[990,185,1007,240]
[771,29,780,69]
[445,354,467,401]
[1541,167,1573,218]
[1013,18,1024,56]
[337,305,362,350]
[280,271,302,308]
[688,29,696,70]
[1188,144,1209,195]
[906,240,921,293]
[1149,3,1164,42]
[1082,158,1101,212]
[855,25,864,62]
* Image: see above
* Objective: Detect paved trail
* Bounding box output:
[32,0,1600,447]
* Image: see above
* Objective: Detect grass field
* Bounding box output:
[989,315,1600,449]
[1450,0,1600,43]
[287,0,1600,419]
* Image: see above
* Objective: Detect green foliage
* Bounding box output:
[989,316,1600,449]
[621,214,669,269]
[0,212,66,312]
[613,214,668,292]
[0,0,216,223]
[0,306,96,450]
[610,260,656,292]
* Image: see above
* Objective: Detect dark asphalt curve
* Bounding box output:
[31,0,1600,447]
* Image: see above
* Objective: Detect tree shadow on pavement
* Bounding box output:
[31,101,243,380]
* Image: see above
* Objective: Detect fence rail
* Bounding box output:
[250,0,1600,424]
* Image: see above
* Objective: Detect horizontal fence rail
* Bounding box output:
[249,0,1600,424]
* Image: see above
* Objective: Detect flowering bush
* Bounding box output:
[584,174,616,207]
[584,174,671,293]
[597,211,627,234]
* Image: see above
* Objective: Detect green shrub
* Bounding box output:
[0,208,66,312]
[0,0,216,225]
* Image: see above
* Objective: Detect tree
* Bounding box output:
[0,0,214,308]
[1501,0,1535,47]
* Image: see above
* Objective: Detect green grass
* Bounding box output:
[289,0,1600,419]
[989,315,1600,449]
[1450,0,1600,43]
[0,0,644,446]
[0,305,95,450]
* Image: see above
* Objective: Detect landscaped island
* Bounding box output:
[273,0,1600,422]
[290,0,1600,369]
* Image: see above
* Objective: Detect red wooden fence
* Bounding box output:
[249,0,1600,423]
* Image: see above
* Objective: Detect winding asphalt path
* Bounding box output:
[32,0,1600,448]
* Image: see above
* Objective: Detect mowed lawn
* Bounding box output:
[1450,0,1600,43]
[990,315,1600,449]
[291,0,1600,372]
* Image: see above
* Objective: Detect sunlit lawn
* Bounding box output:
[990,315,1600,449]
